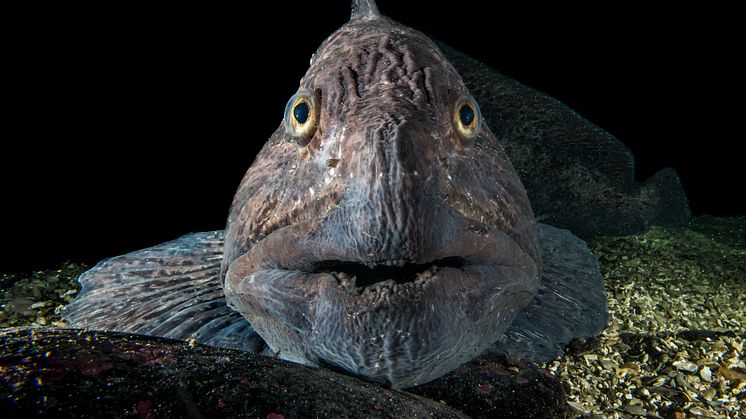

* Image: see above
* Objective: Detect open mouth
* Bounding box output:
[223,217,541,388]
[313,257,466,291]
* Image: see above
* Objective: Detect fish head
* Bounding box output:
[220,5,541,388]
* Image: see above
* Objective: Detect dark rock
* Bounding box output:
[0,327,465,418]
[1,327,568,418]
[0,328,566,418]
[409,354,566,419]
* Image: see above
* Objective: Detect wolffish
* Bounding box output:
[64,0,608,388]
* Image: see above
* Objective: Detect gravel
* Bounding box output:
[551,216,745,418]
[0,262,85,329]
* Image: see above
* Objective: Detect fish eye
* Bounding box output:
[452,96,481,145]
[284,90,319,146]
[294,102,309,124]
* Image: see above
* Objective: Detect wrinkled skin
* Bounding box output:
[220,14,541,388]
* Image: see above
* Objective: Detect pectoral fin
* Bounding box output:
[491,223,609,363]
[62,231,265,352]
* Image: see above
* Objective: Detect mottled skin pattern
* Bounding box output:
[220,7,541,388]
[62,0,608,391]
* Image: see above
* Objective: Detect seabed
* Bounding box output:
[1,216,744,418]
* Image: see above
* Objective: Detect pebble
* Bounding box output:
[547,219,745,418]
[703,388,716,401]
[623,404,646,416]
[673,360,699,373]
[699,366,712,382]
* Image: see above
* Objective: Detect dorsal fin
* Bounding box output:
[351,0,380,20]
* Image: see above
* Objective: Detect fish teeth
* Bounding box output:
[376,258,407,267]
[371,279,396,291]
[331,271,356,289]
[330,258,446,298]
[414,265,440,286]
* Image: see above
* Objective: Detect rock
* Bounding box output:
[623,404,646,416]
[408,354,566,418]
[0,327,567,418]
[699,366,713,382]
[0,327,465,418]
[673,360,698,373]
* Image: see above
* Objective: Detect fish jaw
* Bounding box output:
[224,216,539,388]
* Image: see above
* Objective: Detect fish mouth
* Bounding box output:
[313,257,465,294]
[223,218,539,388]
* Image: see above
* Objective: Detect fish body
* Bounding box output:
[64,0,608,388]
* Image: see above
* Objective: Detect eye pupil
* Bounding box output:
[459,105,475,126]
[294,102,310,124]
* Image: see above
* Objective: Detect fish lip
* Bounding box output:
[222,217,540,387]
[225,216,537,293]
[225,255,539,388]
[224,215,540,312]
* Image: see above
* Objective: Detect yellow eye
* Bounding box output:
[452,96,481,144]
[284,90,319,146]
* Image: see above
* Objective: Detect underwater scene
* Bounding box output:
[2,1,743,418]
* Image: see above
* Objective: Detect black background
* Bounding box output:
[4,1,743,272]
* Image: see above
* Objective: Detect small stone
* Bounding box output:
[674,373,690,389]
[703,388,716,401]
[720,367,746,382]
[599,359,616,370]
[623,404,646,416]
[688,406,710,416]
[566,401,588,414]
[673,360,698,373]
[699,366,713,382]
[619,362,639,372]
[650,376,667,387]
